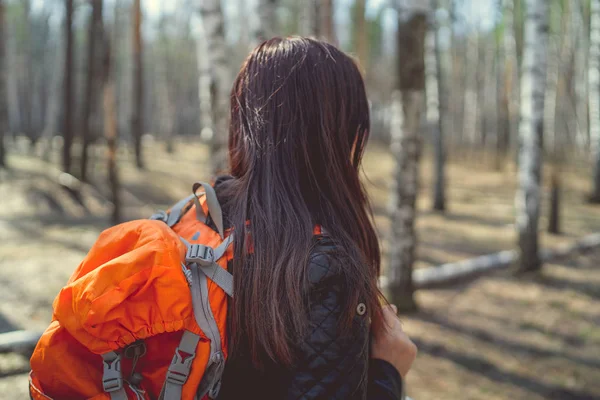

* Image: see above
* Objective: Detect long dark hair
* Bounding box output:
[221,37,381,366]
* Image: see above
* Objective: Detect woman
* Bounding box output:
[212,37,416,399]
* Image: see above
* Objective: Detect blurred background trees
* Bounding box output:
[0,0,599,305]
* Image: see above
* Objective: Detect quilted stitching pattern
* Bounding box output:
[285,240,369,400]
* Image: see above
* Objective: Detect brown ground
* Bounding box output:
[0,140,599,399]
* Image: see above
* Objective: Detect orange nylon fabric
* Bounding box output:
[30,197,232,400]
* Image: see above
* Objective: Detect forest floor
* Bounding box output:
[0,139,599,399]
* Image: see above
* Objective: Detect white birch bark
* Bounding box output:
[482,31,497,148]
[199,0,231,173]
[6,23,20,135]
[543,26,559,153]
[299,0,313,36]
[575,3,590,151]
[39,32,63,160]
[388,1,429,311]
[463,30,479,147]
[590,0,600,201]
[515,0,548,272]
[253,0,278,45]
[195,19,214,143]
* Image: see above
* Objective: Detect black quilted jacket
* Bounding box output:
[213,177,403,399]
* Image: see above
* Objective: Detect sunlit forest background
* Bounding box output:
[1,0,600,399]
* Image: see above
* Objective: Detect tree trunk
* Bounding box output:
[102,35,120,225]
[575,3,590,152]
[62,0,75,174]
[80,0,104,182]
[515,0,548,273]
[132,0,144,169]
[463,30,479,148]
[0,0,6,167]
[253,0,278,44]
[158,13,175,154]
[354,0,368,71]
[22,0,34,145]
[590,0,600,202]
[545,1,569,232]
[388,3,428,312]
[321,0,336,45]
[196,22,214,142]
[548,167,561,234]
[428,0,448,212]
[200,0,231,174]
[39,33,63,162]
[6,27,20,137]
[499,0,519,166]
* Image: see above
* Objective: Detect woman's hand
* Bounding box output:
[371,304,417,378]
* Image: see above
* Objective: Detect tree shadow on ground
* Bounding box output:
[412,312,600,370]
[6,219,94,255]
[463,309,587,347]
[413,337,598,400]
[437,212,512,228]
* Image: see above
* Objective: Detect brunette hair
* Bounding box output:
[221,37,381,366]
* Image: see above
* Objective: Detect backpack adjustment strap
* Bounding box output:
[160,330,201,400]
[186,244,214,266]
[101,352,127,400]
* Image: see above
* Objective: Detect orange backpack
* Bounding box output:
[29,182,234,400]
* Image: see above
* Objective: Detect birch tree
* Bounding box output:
[253,0,278,44]
[200,0,231,173]
[196,20,213,142]
[590,0,600,202]
[463,29,480,148]
[575,2,590,151]
[132,0,144,169]
[0,0,6,167]
[39,30,62,161]
[515,0,548,272]
[62,0,75,174]
[388,1,429,311]
[80,0,104,182]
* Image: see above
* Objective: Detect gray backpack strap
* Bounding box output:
[182,235,234,297]
[159,330,201,400]
[101,351,128,400]
[167,194,198,227]
[150,194,200,228]
[189,262,226,399]
[192,182,224,238]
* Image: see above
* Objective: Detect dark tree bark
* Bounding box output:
[0,0,8,167]
[0,0,6,167]
[80,0,104,182]
[132,0,144,169]
[321,0,336,45]
[102,35,120,225]
[62,0,75,174]
[548,168,561,234]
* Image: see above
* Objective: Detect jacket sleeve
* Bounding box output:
[285,250,403,400]
[368,359,404,399]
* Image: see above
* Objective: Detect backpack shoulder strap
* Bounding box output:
[150,182,224,238]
